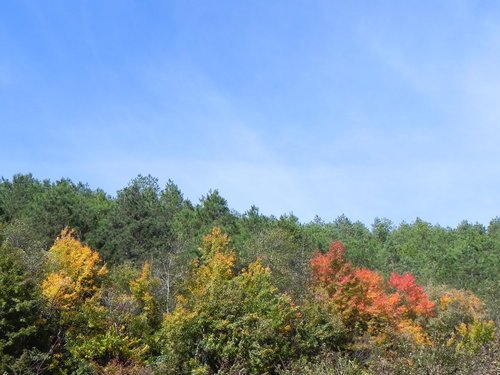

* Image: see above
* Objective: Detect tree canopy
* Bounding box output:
[0,173,498,374]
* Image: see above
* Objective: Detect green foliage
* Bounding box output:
[279,352,368,375]
[156,228,304,374]
[30,179,103,248]
[365,334,500,375]
[0,173,498,373]
[129,262,163,332]
[0,174,46,223]
[294,299,350,356]
[0,243,48,373]
[196,190,236,231]
[2,219,47,278]
[62,301,149,370]
[239,225,309,298]
[0,174,113,254]
[100,175,169,263]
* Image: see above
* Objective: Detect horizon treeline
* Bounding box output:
[1,174,498,300]
[0,173,498,374]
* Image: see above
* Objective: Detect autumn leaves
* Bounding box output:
[310,240,435,344]
[38,227,495,374]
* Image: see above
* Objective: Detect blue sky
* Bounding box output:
[1,1,499,226]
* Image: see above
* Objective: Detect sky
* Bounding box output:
[1,0,499,226]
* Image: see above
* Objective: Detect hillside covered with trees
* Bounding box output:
[0,173,498,374]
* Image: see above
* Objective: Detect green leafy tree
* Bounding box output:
[0,175,113,253]
[0,243,48,373]
[2,219,46,277]
[305,215,380,270]
[101,175,171,263]
[157,228,302,374]
[239,225,309,299]
[194,190,240,248]
[379,219,451,280]
[160,179,185,220]
[0,174,46,223]
[446,221,498,293]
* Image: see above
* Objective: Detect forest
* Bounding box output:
[0,173,498,374]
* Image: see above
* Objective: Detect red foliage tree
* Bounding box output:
[310,241,435,344]
[388,272,435,319]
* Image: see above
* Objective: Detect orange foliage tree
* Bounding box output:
[310,241,435,344]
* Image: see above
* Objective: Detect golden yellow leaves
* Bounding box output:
[42,227,108,310]
[129,261,160,322]
[438,288,495,352]
[188,227,236,298]
[439,289,483,318]
[198,227,232,260]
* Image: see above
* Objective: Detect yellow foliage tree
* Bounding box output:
[42,227,108,310]
[158,227,301,374]
[187,227,235,299]
[436,289,495,352]
[129,261,162,328]
[198,226,233,262]
[41,229,151,368]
